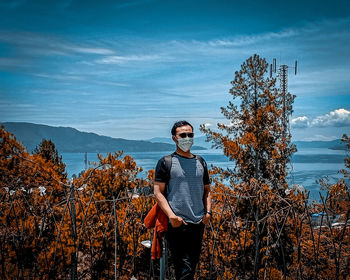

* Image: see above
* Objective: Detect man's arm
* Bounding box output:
[202,184,212,225]
[154,181,187,227]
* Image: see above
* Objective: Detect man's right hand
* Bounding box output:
[169,215,187,228]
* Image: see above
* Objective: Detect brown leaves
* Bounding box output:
[0,127,155,279]
[1,125,349,278]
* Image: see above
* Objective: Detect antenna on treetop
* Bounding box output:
[270,64,273,78]
[269,58,298,89]
[270,58,277,78]
[269,57,299,138]
[269,57,299,186]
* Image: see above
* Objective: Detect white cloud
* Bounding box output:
[311,108,350,127]
[291,116,309,128]
[0,31,115,56]
[33,73,84,81]
[1,16,349,140]
[94,80,130,87]
[292,109,350,128]
[95,54,164,64]
[206,28,299,48]
[66,46,114,55]
[204,17,350,49]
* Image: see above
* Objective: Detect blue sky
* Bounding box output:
[0,0,349,141]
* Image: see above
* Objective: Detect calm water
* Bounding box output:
[61,148,347,201]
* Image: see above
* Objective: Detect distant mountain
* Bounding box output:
[294,139,346,150]
[2,122,344,153]
[148,137,173,144]
[150,137,346,150]
[149,136,211,149]
[2,122,205,153]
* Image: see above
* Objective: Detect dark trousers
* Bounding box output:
[166,222,205,280]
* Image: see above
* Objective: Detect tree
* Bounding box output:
[0,126,68,279]
[71,152,154,279]
[33,139,66,180]
[200,54,298,278]
[201,54,296,190]
[0,127,155,279]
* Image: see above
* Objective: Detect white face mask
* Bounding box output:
[177,137,193,152]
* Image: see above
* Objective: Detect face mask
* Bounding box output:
[177,137,193,152]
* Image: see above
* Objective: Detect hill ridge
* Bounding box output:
[2,122,205,153]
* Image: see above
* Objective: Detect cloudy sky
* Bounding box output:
[0,0,349,141]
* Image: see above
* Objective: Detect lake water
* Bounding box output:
[61,148,348,201]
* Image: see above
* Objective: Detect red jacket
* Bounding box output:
[144,203,168,259]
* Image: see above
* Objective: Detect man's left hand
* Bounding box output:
[202,213,211,225]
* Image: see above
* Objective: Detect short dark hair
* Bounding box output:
[171,120,193,136]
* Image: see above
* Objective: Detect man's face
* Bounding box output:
[172,125,193,144]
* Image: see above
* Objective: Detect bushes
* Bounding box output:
[1,126,348,279]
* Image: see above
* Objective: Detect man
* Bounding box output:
[154,120,212,280]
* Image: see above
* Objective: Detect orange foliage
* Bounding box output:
[197,55,349,279]
[1,119,349,279]
[0,126,155,279]
[0,126,67,279]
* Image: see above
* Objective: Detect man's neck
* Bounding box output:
[175,147,193,158]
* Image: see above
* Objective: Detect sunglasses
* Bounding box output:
[177,132,194,138]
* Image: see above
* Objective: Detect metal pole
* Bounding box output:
[160,239,166,280]
[113,196,117,280]
[70,184,77,280]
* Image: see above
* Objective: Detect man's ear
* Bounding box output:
[172,135,178,144]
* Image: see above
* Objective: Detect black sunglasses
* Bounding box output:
[177,132,194,138]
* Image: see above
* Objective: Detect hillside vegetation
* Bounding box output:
[1,55,348,279]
